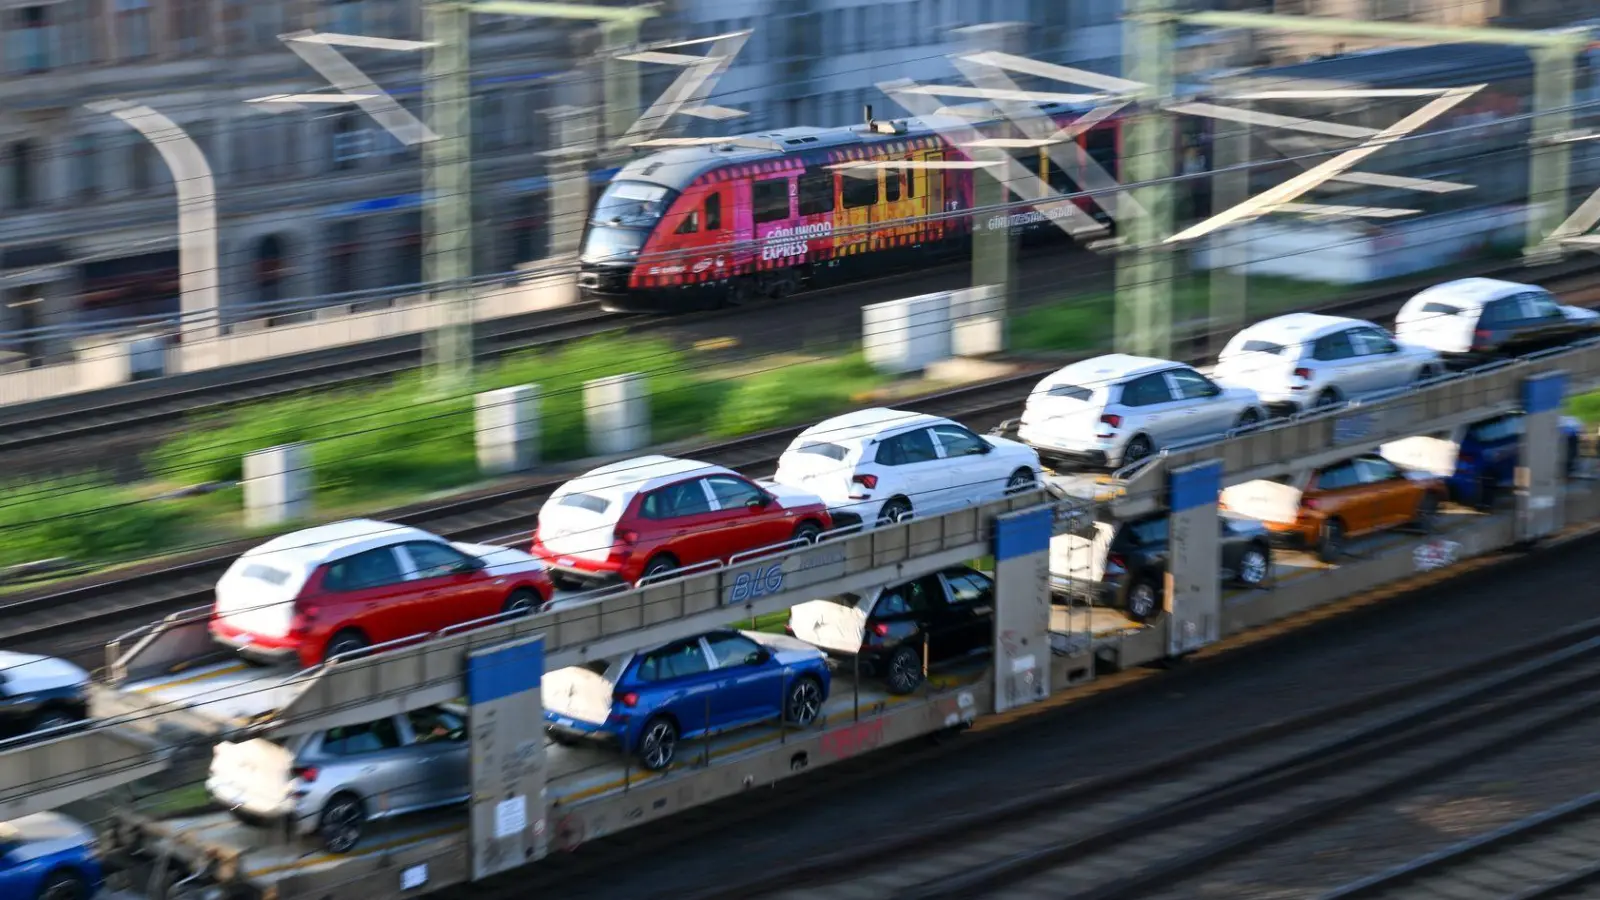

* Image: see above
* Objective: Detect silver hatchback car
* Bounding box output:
[1016,354,1267,469]
[1213,313,1442,416]
[207,705,469,853]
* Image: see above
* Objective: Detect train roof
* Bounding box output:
[609,100,1100,192]
[1241,43,1541,90]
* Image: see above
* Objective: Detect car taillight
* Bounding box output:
[1106,552,1127,571]
[1472,329,1491,351]
[614,528,639,546]
[1100,414,1122,429]
[871,622,890,637]
[289,608,313,635]
[616,691,639,708]
[852,474,878,490]
[292,766,318,783]
[1293,367,1312,382]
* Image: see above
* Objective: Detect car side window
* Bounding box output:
[646,479,712,519]
[1312,330,1355,361]
[407,707,466,744]
[400,541,471,579]
[1166,367,1219,400]
[1355,456,1401,483]
[323,547,405,592]
[1120,373,1173,407]
[873,580,937,617]
[1480,298,1515,326]
[1353,328,1397,355]
[1316,461,1359,491]
[941,571,992,607]
[634,638,711,682]
[931,424,987,458]
[1131,517,1169,545]
[704,475,765,510]
[704,632,763,668]
[1518,291,1562,321]
[875,428,940,466]
[322,717,403,755]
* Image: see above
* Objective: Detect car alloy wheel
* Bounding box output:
[786,678,822,726]
[1124,436,1154,464]
[886,645,923,694]
[1005,469,1037,494]
[505,589,538,616]
[39,872,87,900]
[326,634,368,662]
[1127,583,1159,621]
[321,796,365,854]
[1314,389,1340,409]
[878,499,912,526]
[639,718,678,771]
[1238,549,1268,586]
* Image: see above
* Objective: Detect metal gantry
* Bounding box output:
[1117,0,1177,359]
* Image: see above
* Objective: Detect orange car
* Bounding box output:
[1219,453,1446,563]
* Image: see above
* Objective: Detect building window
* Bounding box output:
[330,0,364,34]
[171,0,206,54]
[72,134,99,200]
[7,6,57,73]
[116,0,151,60]
[332,113,370,170]
[7,141,37,209]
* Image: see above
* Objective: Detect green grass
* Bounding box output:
[1567,391,1600,426]
[0,477,188,569]
[709,353,887,438]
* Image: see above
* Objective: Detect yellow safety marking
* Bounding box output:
[245,824,467,878]
[552,685,962,806]
[693,337,739,352]
[134,663,251,695]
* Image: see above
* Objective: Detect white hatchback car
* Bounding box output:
[771,408,1041,526]
[1213,314,1442,416]
[1016,354,1267,470]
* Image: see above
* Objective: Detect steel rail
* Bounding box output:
[684,614,1600,900]
[0,257,1597,650]
[1322,789,1600,899]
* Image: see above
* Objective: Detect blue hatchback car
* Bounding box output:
[0,811,102,900]
[542,629,832,771]
[1386,412,1581,509]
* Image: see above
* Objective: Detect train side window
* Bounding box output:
[1046,154,1080,194]
[753,178,791,225]
[904,166,916,198]
[798,171,834,215]
[885,169,901,203]
[842,173,879,209]
[705,193,722,230]
[1085,127,1117,180]
[674,208,699,235]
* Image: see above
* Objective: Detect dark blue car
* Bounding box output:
[1388,413,1582,509]
[0,812,102,900]
[542,629,831,771]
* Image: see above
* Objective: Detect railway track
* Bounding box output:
[1322,789,1600,899]
[699,616,1600,900]
[2,257,1598,657]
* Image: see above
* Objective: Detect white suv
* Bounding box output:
[771,408,1041,526]
[1017,354,1267,470]
[1214,313,1442,415]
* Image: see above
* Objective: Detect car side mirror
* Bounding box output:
[746,493,773,510]
[977,440,994,455]
[455,557,486,574]
[746,649,771,665]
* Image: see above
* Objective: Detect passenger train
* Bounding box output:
[576,41,1596,313]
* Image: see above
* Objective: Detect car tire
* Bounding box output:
[1125,580,1161,623]
[1235,408,1262,430]
[324,630,369,664]
[1313,388,1342,409]
[319,792,366,854]
[877,497,913,526]
[1005,467,1037,495]
[37,870,89,900]
[641,555,680,582]
[884,645,924,695]
[1235,543,1271,588]
[503,588,540,617]
[30,706,83,734]
[1414,491,1440,533]
[784,676,824,726]
[1123,435,1155,466]
[637,716,679,771]
[1317,518,1345,564]
[792,521,823,545]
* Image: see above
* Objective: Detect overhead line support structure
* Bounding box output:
[422,0,659,392]
[1117,0,1178,359]
[1178,11,1589,264]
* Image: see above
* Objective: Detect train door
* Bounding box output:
[731,178,756,276]
[837,167,877,260]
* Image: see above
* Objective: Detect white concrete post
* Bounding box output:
[243,443,313,530]
[475,384,541,475]
[863,291,953,375]
[584,373,649,456]
[950,284,1005,358]
[87,100,219,345]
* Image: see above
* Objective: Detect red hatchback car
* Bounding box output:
[530,455,834,588]
[210,519,555,668]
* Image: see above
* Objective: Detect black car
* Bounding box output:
[1049,512,1273,622]
[786,566,994,695]
[0,651,91,740]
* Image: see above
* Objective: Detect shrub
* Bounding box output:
[0,477,187,568]
[710,354,885,438]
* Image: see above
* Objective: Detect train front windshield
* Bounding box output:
[582,181,674,266]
